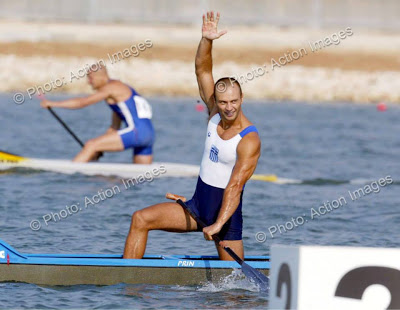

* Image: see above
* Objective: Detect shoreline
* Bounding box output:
[3,55,398,104]
[2,22,399,104]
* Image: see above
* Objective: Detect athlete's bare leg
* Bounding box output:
[123,202,198,259]
[73,131,124,162]
[215,240,244,261]
[133,155,153,164]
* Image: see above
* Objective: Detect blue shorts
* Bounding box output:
[185,177,243,241]
[118,120,155,156]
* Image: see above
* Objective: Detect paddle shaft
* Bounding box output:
[176,199,244,266]
[48,107,84,147]
[47,107,103,159]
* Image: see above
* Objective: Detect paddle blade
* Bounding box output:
[241,261,270,293]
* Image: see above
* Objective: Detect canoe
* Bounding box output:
[0,150,299,184]
[0,239,270,286]
[0,150,199,179]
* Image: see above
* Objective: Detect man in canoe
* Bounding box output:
[123,11,260,260]
[40,66,155,164]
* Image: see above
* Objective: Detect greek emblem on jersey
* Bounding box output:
[209,144,219,163]
[207,132,211,137]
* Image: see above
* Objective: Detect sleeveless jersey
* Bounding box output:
[199,113,258,189]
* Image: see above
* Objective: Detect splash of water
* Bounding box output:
[197,269,264,293]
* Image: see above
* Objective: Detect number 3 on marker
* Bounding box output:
[335,266,400,309]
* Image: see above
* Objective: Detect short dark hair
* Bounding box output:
[214,77,243,99]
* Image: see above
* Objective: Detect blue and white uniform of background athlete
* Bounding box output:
[186,113,258,240]
[107,86,155,155]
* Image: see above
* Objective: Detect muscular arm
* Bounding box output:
[41,88,110,109]
[203,132,261,239]
[195,37,215,113]
[195,12,227,116]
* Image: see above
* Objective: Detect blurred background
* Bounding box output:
[1,0,399,28]
[0,0,399,103]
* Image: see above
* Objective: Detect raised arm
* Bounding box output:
[202,132,261,240]
[195,11,227,114]
[40,87,110,110]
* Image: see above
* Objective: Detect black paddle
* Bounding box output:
[175,198,270,293]
[47,107,103,159]
[48,107,84,147]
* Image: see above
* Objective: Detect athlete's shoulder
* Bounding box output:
[237,123,261,157]
[240,116,259,137]
[97,80,122,93]
[106,79,129,89]
[240,130,260,146]
[102,80,134,101]
[237,136,261,165]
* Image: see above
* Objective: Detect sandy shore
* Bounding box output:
[1,22,399,103]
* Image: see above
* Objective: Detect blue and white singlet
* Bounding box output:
[107,86,155,155]
[186,113,259,240]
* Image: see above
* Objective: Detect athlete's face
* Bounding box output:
[215,85,242,121]
[87,71,105,89]
[87,71,99,89]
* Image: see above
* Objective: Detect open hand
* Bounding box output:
[202,11,227,41]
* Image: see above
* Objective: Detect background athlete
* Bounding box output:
[40,65,154,163]
[123,11,261,260]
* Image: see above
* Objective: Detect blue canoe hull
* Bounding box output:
[0,239,269,286]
